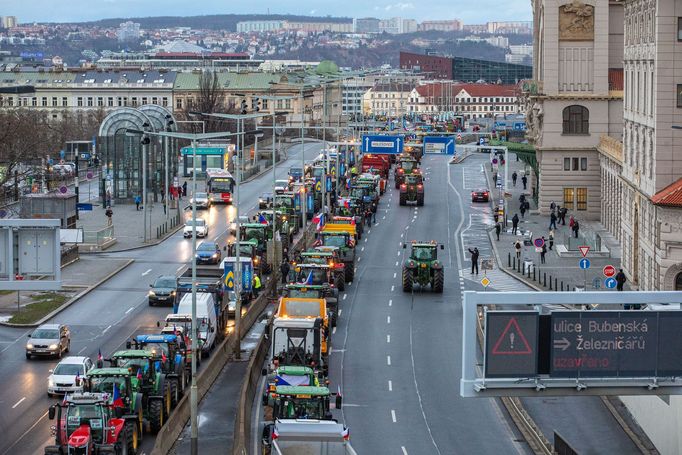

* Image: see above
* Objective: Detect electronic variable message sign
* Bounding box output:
[485,312,538,378]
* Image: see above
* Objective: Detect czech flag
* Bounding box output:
[162,352,168,363]
[312,213,325,231]
[300,271,314,285]
[136,368,143,381]
[97,349,103,362]
[258,213,268,225]
[112,383,124,408]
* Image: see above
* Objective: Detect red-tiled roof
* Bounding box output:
[609,68,623,91]
[652,178,682,207]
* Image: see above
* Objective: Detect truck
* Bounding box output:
[361,153,390,179]
[317,224,357,282]
[262,419,356,455]
[281,284,339,328]
[174,292,218,356]
[276,298,330,354]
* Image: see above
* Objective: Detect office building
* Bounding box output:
[117,21,140,43]
[408,82,520,118]
[236,20,284,33]
[353,18,381,34]
[362,82,414,117]
[419,20,463,32]
[0,16,17,28]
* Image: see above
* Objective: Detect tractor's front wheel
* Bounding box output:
[116,423,130,455]
[169,378,179,408]
[125,420,139,455]
[402,267,413,292]
[433,268,444,293]
[149,399,164,432]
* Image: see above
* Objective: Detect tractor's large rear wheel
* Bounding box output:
[169,378,179,408]
[149,399,164,433]
[335,273,345,292]
[125,420,139,455]
[433,268,444,293]
[399,193,406,206]
[402,267,413,292]
[417,194,424,206]
[344,262,354,282]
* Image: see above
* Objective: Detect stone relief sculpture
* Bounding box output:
[559,0,595,41]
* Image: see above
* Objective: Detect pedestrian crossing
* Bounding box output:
[458,266,533,292]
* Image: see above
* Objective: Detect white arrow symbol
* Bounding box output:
[553,337,570,351]
[396,137,401,152]
[447,139,454,153]
[364,137,369,152]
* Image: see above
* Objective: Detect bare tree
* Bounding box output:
[181,70,240,133]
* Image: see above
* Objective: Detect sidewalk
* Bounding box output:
[486,153,628,292]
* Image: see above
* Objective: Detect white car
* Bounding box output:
[229,215,250,235]
[183,218,208,238]
[190,191,210,209]
[48,356,94,397]
[274,180,290,194]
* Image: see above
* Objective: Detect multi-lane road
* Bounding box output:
[0,141,325,455]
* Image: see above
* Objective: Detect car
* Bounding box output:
[190,191,210,209]
[51,164,74,177]
[259,192,274,209]
[47,356,94,397]
[149,275,177,306]
[184,218,208,238]
[195,241,222,265]
[26,323,71,359]
[274,179,290,194]
[471,189,490,202]
[230,215,250,235]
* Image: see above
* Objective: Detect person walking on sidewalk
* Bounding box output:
[616,269,627,291]
[514,240,522,260]
[105,207,113,226]
[182,181,187,197]
[512,171,518,187]
[560,207,567,225]
[549,211,558,230]
[540,239,547,264]
[548,230,555,250]
[495,222,501,241]
[569,215,575,230]
[134,195,141,211]
[550,200,556,213]
[572,219,580,238]
[512,213,519,235]
[280,259,290,284]
[468,247,480,275]
[520,201,527,219]
[521,175,528,190]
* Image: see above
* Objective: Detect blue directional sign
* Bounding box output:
[423,136,456,155]
[76,203,93,211]
[605,277,617,289]
[479,137,485,146]
[362,135,404,154]
[579,258,591,270]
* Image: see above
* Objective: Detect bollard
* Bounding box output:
[527,264,531,279]
[512,257,516,270]
[544,273,547,287]
[549,276,553,290]
[561,281,564,291]
[533,267,536,281]
[555,278,558,292]
[508,252,511,268]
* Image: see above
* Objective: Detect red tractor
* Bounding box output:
[45,392,137,455]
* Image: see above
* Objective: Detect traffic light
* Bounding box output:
[254,97,260,112]
[240,100,248,115]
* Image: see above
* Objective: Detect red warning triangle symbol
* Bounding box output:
[491,317,532,355]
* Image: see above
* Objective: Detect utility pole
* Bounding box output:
[300,85,307,246]
[234,152,243,359]
[189,138,198,455]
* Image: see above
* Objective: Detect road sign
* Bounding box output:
[423,136,456,155]
[603,265,616,277]
[533,238,545,248]
[579,258,591,270]
[579,246,590,257]
[484,312,538,378]
[76,203,93,211]
[605,277,617,289]
[59,186,68,194]
[535,247,543,253]
[481,276,491,287]
[361,135,404,154]
[491,158,498,165]
[479,137,485,146]
[456,133,462,140]
[86,171,94,180]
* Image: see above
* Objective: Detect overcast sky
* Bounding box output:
[4,0,531,24]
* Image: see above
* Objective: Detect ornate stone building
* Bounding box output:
[527,0,623,218]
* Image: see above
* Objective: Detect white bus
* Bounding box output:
[205,168,235,204]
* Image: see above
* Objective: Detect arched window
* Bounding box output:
[675,272,682,291]
[562,105,590,135]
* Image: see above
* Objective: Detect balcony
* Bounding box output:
[597,135,623,163]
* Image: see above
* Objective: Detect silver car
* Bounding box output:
[26,323,71,359]
[190,191,210,209]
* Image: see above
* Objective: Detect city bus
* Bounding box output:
[205,168,235,204]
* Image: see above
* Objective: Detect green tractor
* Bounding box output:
[399,173,425,206]
[263,385,341,421]
[274,193,302,229]
[227,238,271,275]
[107,350,172,432]
[84,367,145,446]
[394,156,419,188]
[257,210,297,248]
[240,223,271,255]
[401,241,445,293]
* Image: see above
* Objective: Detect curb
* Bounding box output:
[487,229,543,291]
[91,221,185,254]
[0,259,135,328]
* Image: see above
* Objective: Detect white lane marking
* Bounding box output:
[405,226,409,230]
[125,306,134,314]
[387,355,391,365]
[176,265,185,272]
[389,299,392,307]
[387,335,391,343]
[102,325,112,334]
[388,380,393,391]
[387,316,391,324]
[391,409,397,423]
[141,268,152,276]
[402,447,408,455]
[395,261,399,266]
[391,285,395,292]
[397,251,401,256]
[78,346,87,355]
[252,376,267,455]
[364,238,368,243]
[339,309,343,316]
[361,246,365,251]
[343,294,347,300]
[368,230,371,234]
[12,397,26,409]
[383,216,386,219]
[332,327,337,335]
[393,272,397,278]
[358,257,362,262]
[401,233,404,238]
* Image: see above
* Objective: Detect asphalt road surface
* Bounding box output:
[0,141,324,455]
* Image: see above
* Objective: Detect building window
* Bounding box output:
[262,99,268,109]
[576,188,587,211]
[87,97,93,107]
[162,97,168,107]
[677,84,682,108]
[62,97,67,107]
[285,99,291,109]
[176,98,182,109]
[564,157,571,171]
[97,97,103,107]
[7,98,13,106]
[77,97,83,107]
[131,97,138,107]
[562,105,589,134]
[107,97,114,107]
[152,97,158,104]
[678,17,682,41]
[580,157,588,171]
[41,97,47,107]
[563,187,575,210]
[52,97,57,107]
[142,97,148,105]
[31,97,37,107]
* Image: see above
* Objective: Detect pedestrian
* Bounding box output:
[365,209,372,227]
[105,207,113,226]
[560,207,567,225]
[615,268,627,291]
[549,211,557,230]
[495,222,501,241]
[520,202,527,219]
[521,175,528,190]
[512,213,519,235]
[468,247,480,275]
[182,181,187,197]
[134,195,141,211]
[492,172,498,185]
[372,209,376,224]
[514,240,522,260]
[550,200,556,213]
[549,230,554,250]
[106,191,112,208]
[540,240,547,264]
[572,219,580,238]
[519,193,526,205]
[253,274,262,297]
[280,259,290,284]
[512,171,518,187]
[163,200,167,215]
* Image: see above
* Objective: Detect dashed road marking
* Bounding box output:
[361,246,365,251]
[402,447,408,455]
[125,307,134,314]
[391,285,395,292]
[388,380,393,391]
[387,355,391,365]
[387,316,391,324]
[391,410,397,423]
[102,325,112,334]
[141,269,152,276]
[389,299,392,307]
[343,294,347,300]
[339,309,343,316]
[395,261,399,266]
[78,346,87,355]
[393,272,397,278]
[387,335,391,343]
[332,327,337,335]
[12,397,26,409]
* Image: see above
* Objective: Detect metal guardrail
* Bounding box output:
[83,226,114,245]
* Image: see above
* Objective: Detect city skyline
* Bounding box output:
[3,0,531,24]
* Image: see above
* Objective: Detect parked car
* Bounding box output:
[47,356,94,397]
[195,241,222,265]
[149,275,177,306]
[471,189,490,203]
[190,191,210,209]
[184,218,208,238]
[26,323,71,359]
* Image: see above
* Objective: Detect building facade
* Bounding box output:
[117,21,140,43]
[408,83,521,118]
[353,18,381,33]
[527,0,623,219]
[0,16,18,28]
[236,20,284,33]
[418,20,463,32]
[282,21,353,33]
[362,82,414,117]
[399,51,453,79]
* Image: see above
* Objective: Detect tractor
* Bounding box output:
[317,225,356,282]
[262,385,341,422]
[44,392,136,455]
[106,350,171,432]
[299,250,346,290]
[274,193,301,229]
[399,173,425,206]
[227,238,271,275]
[394,156,419,188]
[261,365,322,407]
[281,283,339,327]
[401,241,445,293]
[128,334,188,407]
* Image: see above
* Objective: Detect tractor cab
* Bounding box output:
[240,223,270,253]
[262,365,321,406]
[395,157,419,188]
[84,368,132,404]
[269,385,341,421]
[108,350,158,392]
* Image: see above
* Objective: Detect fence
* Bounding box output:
[562,231,601,252]
[507,252,580,292]
[83,225,114,246]
[155,212,182,239]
